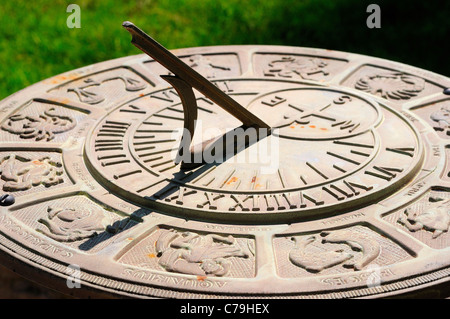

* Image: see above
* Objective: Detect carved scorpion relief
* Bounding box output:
[398,196,450,238]
[37,205,111,242]
[2,107,76,141]
[0,154,63,191]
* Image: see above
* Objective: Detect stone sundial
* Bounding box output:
[0,21,448,298]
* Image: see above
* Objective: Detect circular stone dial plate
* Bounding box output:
[0,45,448,298]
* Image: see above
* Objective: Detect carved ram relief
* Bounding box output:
[398,196,450,239]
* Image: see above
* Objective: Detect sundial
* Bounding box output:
[0,21,448,298]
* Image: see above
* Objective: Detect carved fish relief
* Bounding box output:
[288,229,381,272]
[289,236,353,273]
[320,230,381,271]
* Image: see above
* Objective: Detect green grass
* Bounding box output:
[1,0,448,100]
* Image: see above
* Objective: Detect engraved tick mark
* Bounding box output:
[326,151,360,165]
[306,162,328,180]
[386,147,415,157]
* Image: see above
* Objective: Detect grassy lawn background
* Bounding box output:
[0,0,448,100]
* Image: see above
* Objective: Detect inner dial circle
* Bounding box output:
[87,79,422,222]
[133,87,382,193]
[247,87,382,140]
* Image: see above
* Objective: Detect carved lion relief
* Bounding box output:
[0,154,63,191]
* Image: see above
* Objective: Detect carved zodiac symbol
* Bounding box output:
[155,229,250,276]
[264,56,329,79]
[67,79,105,104]
[320,230,380,270]
[1,107,76,141]
[398,196,450,238]
[289,236,353,273]
[188,54,231,78]
[67,75,146,104]
[289,229,380,272]
[106,75,148,91]
[0,154,63,191]
[37,205,111,242]
[430,105,450,136]
[355,72,425,100]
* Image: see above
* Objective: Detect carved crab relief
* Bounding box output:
[263,56,330,80]
[0,154,63,191]
[1,107,76,141]
[398,196,450,238]
[354,71,425,100]
[288,229,381,273]
[37,205,111,242]
[155,229,252,277]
